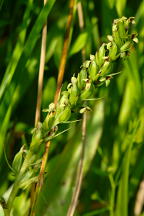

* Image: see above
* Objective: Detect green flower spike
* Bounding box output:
[33,16,138,143]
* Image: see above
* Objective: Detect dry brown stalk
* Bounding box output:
[54,0,75,104]
[35,0,48,126]
[77,1,85,61]
[30,141,51,216]
[134,179,144,216]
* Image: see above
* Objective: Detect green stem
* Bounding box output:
[3,209,10,216]
[109,175,116,216]
[7,150,35,212]
[7,177,21,210]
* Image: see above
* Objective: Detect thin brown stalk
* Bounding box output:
[134,179,144,216]
[30,141,50,216]
[77,1,85,61]
[67,112,87,216]
[67,3,86,216]
[35,0,47,126]
[30,0,76,215]
[54,0,75,104]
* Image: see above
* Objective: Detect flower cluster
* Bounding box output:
[38,17,138,142]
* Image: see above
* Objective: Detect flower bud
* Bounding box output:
[80,81,94,100]
[59,91,69,107]
[12,147,24,174]
[107,41,118,61]
[82,60,91,69]
[99,61,110,76]
[96,43,106,67]
[77,68,87,90]
[89,60,98,81]
[68,77,79,106]
[54,91,70,123]
[112,24,123,47]
[48,103,55,113]
[80,106,91,114]
[43,114,55,131]
[117,18,127,39]
[120,52,126,58]
[133,37,138,43]
[106,79,111,87]
[107,35,113,42]
[121,41,131,54]
[56,105,71,123]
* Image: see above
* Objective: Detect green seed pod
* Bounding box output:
[69,93,78,106]
[80,81,94,100]
[68,77,79,106]
[77,68,87,90]
[12,147,24,173]
[80,106,91,114]
[54,90,71,124]
[120,41,131,52]
[48,103,55,113]
[89,60,98,81]
[100,61,110,76]
[59,91,69,106]
[124,17,135,35]
[112,24,123,47]
[54,92,69,121]
[43,114,55,131]
[96,43,106,67]
[82,60,91,69]
[107,41,118,61]
[120,52,126,58]
[107,35,113,42]
[57,105,71,123]
[106,79,111,87]
[117,18,127,39]
[133,37,138,43]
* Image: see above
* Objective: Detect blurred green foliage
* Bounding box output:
[0,0,143,216]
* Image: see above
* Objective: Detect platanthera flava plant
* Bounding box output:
[3,17,138,214]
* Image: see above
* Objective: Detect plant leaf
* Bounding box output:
[116,0,127,16]
[69,32,88,56]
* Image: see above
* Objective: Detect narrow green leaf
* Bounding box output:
[0,0,56,101]
[0,0,33,101]
[0,58,37,159]
[69,32,88,56]
[107,0,116,9]
[116,0,127,16]
[115,123,138,216]
[0,0,56,159]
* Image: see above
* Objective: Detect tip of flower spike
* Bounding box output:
[128,17,135,24]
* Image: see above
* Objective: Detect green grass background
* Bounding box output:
[0,0,143,215]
